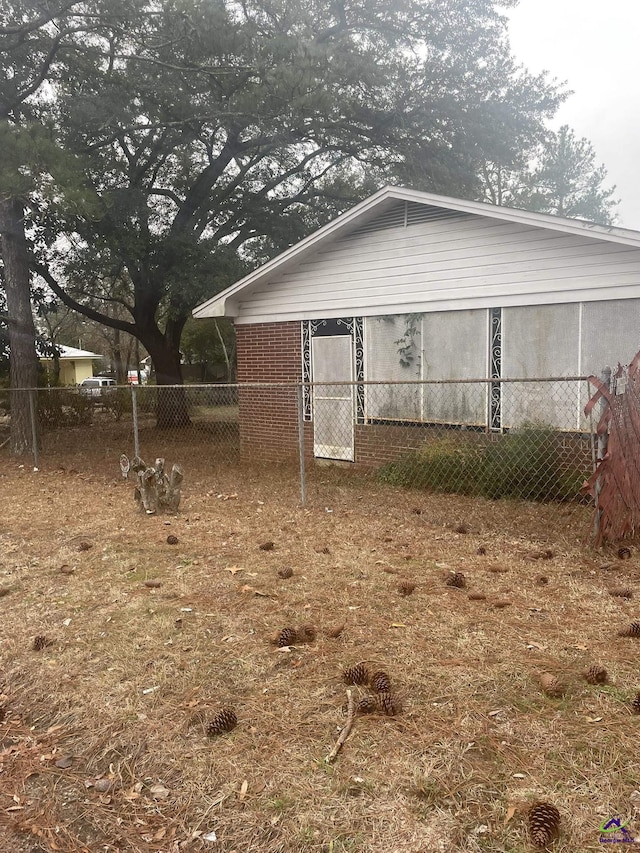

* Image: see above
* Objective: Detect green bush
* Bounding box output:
[102,387,133,421]
[378,436,483,496]
[38,389,94,428]
[377,425,588,503]
[479,426,562,500]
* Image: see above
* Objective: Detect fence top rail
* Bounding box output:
[15,376,592,393]
[303,376,590,386]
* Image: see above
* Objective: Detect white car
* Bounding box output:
[78,376,117,400]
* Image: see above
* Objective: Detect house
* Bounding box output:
[40,345,103,386]
[193,186,640,465]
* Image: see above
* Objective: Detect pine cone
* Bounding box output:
[296,623,316,643]
[276,627,298,647]
[454,523,469,534]
[166,534,179,545]
[609,586,633,599]
[32,635,52,651]
[528,801,561,848]
[356,696,378,715]
[207,708,237,736]
[342,663,369,685]
[583,664,608,685]
[369,670,392,693]
[277,566,293,579]
[618,546,632,560]
[476,546,487,555]
[398,580,415,596]
[539,672,564,698]
[631,693,640,714]
[445,571,466,588]
[377,691,402,716]
[618,621,640,637]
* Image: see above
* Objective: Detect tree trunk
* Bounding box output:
[112,327,128,384]
[144,337,191,428]
[0,197,39,455]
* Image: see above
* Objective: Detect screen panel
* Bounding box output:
[502,304,580,429]
[365,315,422,420]
[421,309,488,425]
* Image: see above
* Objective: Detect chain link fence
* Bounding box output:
[0,378,597,506]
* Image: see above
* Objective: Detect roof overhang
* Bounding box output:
[193,185,640,320]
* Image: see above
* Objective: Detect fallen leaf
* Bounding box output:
[586,715,603,723]
[238,779,248,801]
[123,786,141,801]
[390,622,407,628]
[512,773,526,779]
[202,830,217,842]
[149,783,170,800]
[504,805,516,824]
[54,755,74,769]
[153,828,167,841]
[225,566,244,575]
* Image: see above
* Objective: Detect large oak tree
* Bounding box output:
[31,0,563,426]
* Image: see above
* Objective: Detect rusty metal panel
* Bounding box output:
[585,351,640,544]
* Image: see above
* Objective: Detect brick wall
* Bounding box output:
[354,422,593,472]
[236,322,302,462]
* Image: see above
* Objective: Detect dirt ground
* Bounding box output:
[0,449,639,852]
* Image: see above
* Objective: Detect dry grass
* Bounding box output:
[1,448,640,852]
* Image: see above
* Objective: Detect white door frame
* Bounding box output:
[311,335,355,461]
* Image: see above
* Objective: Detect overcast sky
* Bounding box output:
[507,0,640,230]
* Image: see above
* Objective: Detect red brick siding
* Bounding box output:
[354,423,592,472]
[236,322,302,462]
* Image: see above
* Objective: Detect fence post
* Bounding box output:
[593,366,611,542]
[296,383,306,506]
[131,384,140,459]
[28,388,39,470]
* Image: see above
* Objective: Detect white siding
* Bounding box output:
[235,208,640,324]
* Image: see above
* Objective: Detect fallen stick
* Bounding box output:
[325,688,355,764]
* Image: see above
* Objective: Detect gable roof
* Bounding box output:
[41,345,103,360]
[193,185,640,319]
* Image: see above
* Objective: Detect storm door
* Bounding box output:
[311,335,355,461]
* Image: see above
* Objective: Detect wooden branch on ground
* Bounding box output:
[325,688,355,764]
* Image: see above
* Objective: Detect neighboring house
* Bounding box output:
[193,186,640,464]
[40,345,103,386]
